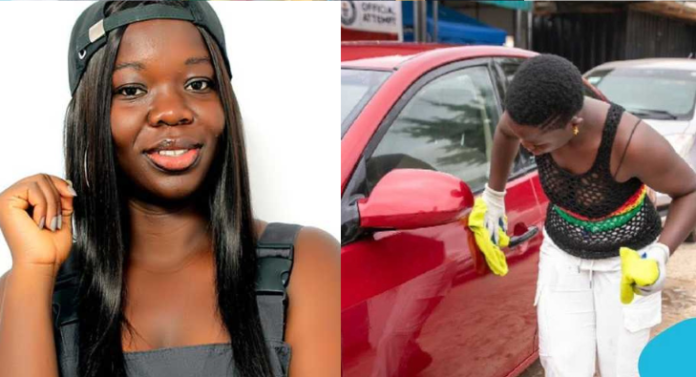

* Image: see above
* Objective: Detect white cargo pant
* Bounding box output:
[535,229,662,377]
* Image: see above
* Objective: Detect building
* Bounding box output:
[532,1,696,72]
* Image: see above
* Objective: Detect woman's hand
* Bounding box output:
[619,243,669,304]
[482,183,508,246]
[0,174,77,277]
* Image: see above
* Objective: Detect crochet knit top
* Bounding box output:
[536,103,662,259]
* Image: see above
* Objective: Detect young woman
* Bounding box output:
[483,54,696,376]
[0,1,339,377]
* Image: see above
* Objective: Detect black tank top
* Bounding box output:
[536,103,662,259]
[52,223,302,377]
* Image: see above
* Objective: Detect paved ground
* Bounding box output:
[519,242,696,377]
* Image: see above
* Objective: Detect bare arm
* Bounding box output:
[0,265,59,377]
[488,112,522,192]
[0,174,75,377]
[285,227,340,377]
[621,119,696,254]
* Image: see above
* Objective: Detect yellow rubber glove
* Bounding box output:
[467,197,510,276]
[620,247,659,304]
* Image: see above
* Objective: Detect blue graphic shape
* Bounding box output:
[640,318,696,377]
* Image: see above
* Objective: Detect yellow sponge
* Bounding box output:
[620,247,659,304]
[467,197,510,276]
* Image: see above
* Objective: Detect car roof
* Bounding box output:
[341,42,458,66]
[341,43,535,71]
[342,55,418,70]
[587,58,696,73]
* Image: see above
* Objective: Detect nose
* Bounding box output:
[147,87,194,127]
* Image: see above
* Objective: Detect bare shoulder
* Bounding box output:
[285,227,340,376]
[615,110,696,197]
[625,113,669,150]
[612,109,671,180]
[253,219,268,241]
[291,227,340,282]
[616,110,661,148]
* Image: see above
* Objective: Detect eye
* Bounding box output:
[186,79,214,92]
[114,86,146,98]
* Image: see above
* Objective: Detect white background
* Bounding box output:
[0,1,339,275]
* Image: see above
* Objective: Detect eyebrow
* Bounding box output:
[113,56,212,72]
[113,61,145,72]
[185,56,211,66]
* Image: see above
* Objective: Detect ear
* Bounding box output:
[571,116,584,125]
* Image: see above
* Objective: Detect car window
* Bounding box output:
[586,68,696,120]
[498,58,524,87]
[365,66,499,195]
[493,57,524,107]
[341,69,392,138]
[494,58,537,176]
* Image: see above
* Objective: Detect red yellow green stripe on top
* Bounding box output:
[552,184,648,233]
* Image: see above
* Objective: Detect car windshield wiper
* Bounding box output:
[627,108,678,120]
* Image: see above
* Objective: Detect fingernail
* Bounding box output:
[58,216,62,230]
[66,180,77,196]
[38,217,45,230]
[50,216,58,232]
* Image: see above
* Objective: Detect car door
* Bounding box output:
[492,57,550,362]
[342,58,544,377]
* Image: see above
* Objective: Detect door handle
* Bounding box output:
[509,225,539,248]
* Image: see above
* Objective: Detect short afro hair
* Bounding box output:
[505,54,584,130]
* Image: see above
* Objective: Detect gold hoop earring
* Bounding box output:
[573,125,579,136]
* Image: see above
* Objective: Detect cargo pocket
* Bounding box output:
[623,291,662,333]
[535,252,593,318]
[534,246,561,306]
[535,239,562,306]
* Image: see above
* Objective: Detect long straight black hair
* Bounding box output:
[63,1,274,376]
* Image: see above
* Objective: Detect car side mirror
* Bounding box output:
[357,169,474,230]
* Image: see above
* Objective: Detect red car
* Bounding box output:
[341,43,606,377]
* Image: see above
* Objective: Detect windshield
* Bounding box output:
[586,68,696,121]
[341,69,391,138]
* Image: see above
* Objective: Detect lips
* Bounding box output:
[142,137,203,173]
[144,137,202,154]
[145,147,201,172]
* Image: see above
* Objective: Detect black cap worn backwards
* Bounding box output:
[68,1,232,96]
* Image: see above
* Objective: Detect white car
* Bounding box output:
[585,58,696,239]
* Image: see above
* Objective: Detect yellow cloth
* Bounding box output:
[620,247,659,304]
[467,197,510,276]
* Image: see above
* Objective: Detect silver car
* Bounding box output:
[585,58,696,239]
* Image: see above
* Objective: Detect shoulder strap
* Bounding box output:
[52,251,81,327]
[51,251,81,367]
[255,223,302,293]
[598,103,624,173]
[613,119,642,180]
[255,223,303,342]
